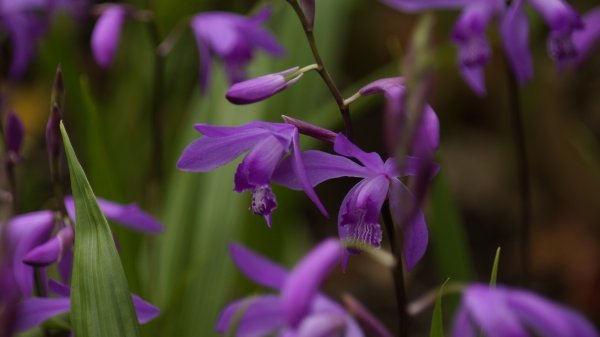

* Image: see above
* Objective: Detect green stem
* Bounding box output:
[285,0,353,139]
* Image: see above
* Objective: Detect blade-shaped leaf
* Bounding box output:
[489,247,501,287]
[429,280,448,337]
[60,122,141,337]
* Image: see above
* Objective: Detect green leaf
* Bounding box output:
[61,122,141,337]
[489,247,501,287]
[429,280,449,337]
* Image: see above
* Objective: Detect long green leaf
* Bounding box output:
[61,122,141,337]
[489,247,501,287]
[429,280,448,337]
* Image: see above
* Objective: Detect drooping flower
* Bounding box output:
[453,284,599,337]
[90,4,128,68]
[190,6,285,91]
[15,279,159,332]
[177,122,327,226]
[7,197,163,296]
[226,67,304,104]
[216,239,386,337]
[274,134,435,270]
[382,0,587,93]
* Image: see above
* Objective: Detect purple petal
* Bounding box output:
[5,111,25,156]
[459,65,486,96]
[572,7,600,63]
[64,196,164,233]
[191,13,240,57]
[382,0,477,12]
[196,38,212,92]
[216,295,286,337]
[334,134,384,172]
[291,129,329,217]
[273,150,372,190]
[16,297,71,332]
[506,289,599,337]
[463,285,528,337]
[91,5,127,68]
[295,313,346,337]
[132,294,161,324]
[226,67,301,105]
[193,122,274,137]
[241,23,286,57]
[57,248,73,282]
[3,15,36,78]
[229,243,288,290]
[451,305,477,337]
[282,239,342,327]
[358,77,404,97]
[177,128,267,172]
[48,279,70,297]
[500,0,533,85]
[7,211,55,297]
[388,179,428,271]
[234,135,288,191]
[300,0,316,30]
[412,106,440,157]
[22,226,73,267]
[528,0,582,33]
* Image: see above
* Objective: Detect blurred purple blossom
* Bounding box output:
[4,112,25,162]
[382,0,592,95]
[274,134,435,271]
[216,239,371,337]
[177,122,327,226]
[91,4,128,68]
[572,7,600,63]
[226,67,303,104]
[190,6,285,92]
[16,279,159,332]
[5,197,163,296]
[453,284,599,337]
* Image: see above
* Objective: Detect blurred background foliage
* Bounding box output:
[1,0,600,335]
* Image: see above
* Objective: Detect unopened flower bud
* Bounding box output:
[5,112,24,161]
[226,67,304,105]
[282,115,337,143]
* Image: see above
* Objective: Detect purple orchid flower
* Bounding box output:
[190,6,285,91]
[177,122,328,226]
[383,0,587,94]
[226,67,304,105]
[216,239,379,337]
[15,279,159,332]
[572,7,600,64]
[6,197,163,297]
[91,4,128,68]
[273,134,434,271]
[453,283,599,337]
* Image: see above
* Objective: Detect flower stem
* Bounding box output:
[285,0,353,139]
[382,202,409,337]
[504,60,531,286]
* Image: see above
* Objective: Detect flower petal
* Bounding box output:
[16,297,71,332]
[177,128,267,172]
[91,5,127,68]
[500,0,533,85]
[358,77,404,97]
[216,295,286,337]
[273,150,372,190]
[451,305,477,337]
[7,211,55,297]
[226,67,301,105]
[22,226,74,267]
[300,0,316,31]
[132,294,161,324]
[64,196,164,233]
[388,179,428,271]
[295,313,346,337]
[334,134,384,171]
[463,285,528,337]
[282,239,342,327]
[459,65,486,96]
[382,0,477,12]
[572,7,600,63]
[234,135,287,191]
[229,243,288,290]
[2,14,36,77]
[291,129,329,217]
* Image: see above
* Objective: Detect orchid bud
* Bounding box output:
[51,65,64,110]
[282,115,337,143]
[91,5,128,68]
[226,66,308,104]
[5,112,24,161]
[301,0,316,31]
[46,104,62,167]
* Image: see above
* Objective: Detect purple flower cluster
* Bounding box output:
[383,0,600,95]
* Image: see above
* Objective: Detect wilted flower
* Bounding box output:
[274,134,435,270]
[453,284,599,337]
[91,4,128,68]
[190,6,285,91]
[177,122,327,226]
[216,239,376,337]
[226,67,304,104]
[15,279,159,332]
